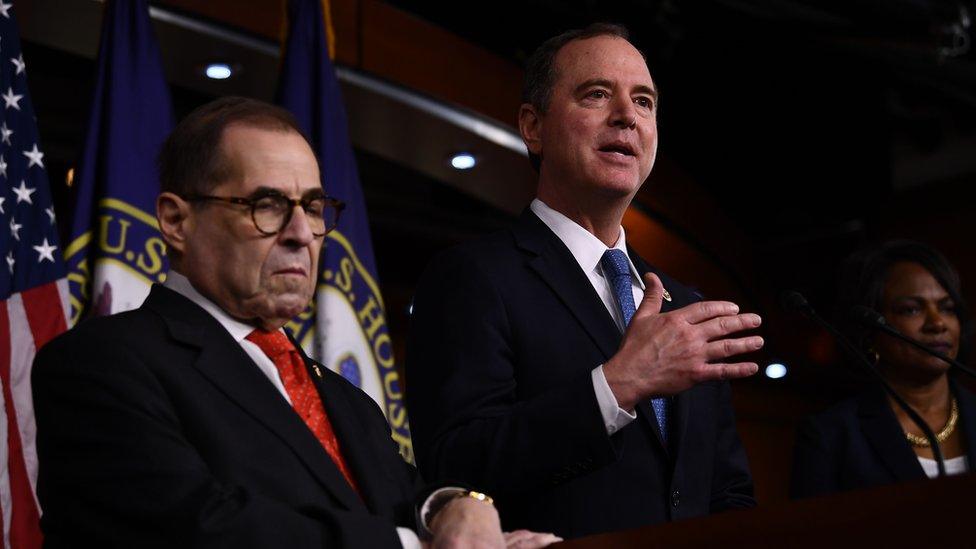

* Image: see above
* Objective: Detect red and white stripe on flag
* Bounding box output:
[0,279,69,549]
[2,1,74,546]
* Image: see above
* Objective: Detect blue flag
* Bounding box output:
[64,0,174,324]
[276,0,412,460]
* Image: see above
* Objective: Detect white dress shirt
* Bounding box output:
[530,198,643,435]
[163,272,422,549]
[164,272,293,403]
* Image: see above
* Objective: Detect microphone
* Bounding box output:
[849,304,886,328]
[779,290,814,317]
[850,305,976,380]
[781,291,947,476]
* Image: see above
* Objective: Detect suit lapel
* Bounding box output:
[857,387,925,482]
[951,380,976,465]
[144,285,366,512]
[629,251,681,454]
[298,346,398,516]
[627,249,681,315]
[635,398,668,453]
[662,392,690,462]
[513,210,621,361]
[514,211,678,452]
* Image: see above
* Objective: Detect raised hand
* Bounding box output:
[603,273,763,410]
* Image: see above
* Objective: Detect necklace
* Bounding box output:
[905,397,959,448]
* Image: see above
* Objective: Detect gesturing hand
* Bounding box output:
[603,272,763,410]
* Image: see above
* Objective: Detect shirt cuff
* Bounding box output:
[397,527,422,549]
[416,486,468,540]
[592,365,637,435]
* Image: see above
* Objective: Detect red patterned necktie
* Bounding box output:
[246,329,361,496]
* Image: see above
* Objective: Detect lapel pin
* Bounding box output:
[312,363,323,378]
[662,289,672,302]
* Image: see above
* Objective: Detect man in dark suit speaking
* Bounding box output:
[32,97,545,548]
[407,24,764,539]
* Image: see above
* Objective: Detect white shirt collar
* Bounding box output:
[163,271,260,342]
[530,198,645,288]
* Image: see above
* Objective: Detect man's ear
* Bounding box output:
[156,192,191,256]
[518,103,543,156]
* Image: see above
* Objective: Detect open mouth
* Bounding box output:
[598,141,637,157]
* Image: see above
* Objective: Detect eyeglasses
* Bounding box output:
[184,191,345,237]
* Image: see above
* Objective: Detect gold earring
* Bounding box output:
[866,348,880,366]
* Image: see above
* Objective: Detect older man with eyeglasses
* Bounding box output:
[31,97,557,549]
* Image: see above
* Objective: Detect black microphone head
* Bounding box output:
[850,305,887,328]
[780,290,813,317]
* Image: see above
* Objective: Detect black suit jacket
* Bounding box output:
[791,380,976,498]
[33,285,421,547]
[406,210,754,539]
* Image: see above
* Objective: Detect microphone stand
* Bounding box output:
[782,293,947,477]
[851,305,976,380]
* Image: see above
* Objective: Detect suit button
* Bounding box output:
[671,490,680,508]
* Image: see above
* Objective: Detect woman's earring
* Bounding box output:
[866,348,880,366]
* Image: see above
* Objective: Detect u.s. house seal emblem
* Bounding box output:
[287,230,412,462]
[64,198,167,325]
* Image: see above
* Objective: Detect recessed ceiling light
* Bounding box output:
[450,152,476,170]
[205,63,233,80]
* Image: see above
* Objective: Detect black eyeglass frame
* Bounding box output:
[183,191,346,237]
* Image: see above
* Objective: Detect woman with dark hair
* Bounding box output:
[791,240,976,497]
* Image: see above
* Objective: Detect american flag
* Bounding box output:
[0,3,70,548]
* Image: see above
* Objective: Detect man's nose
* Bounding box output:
[609,95,637,129]
[278,204,317,246]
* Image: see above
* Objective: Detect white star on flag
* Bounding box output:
[13,180,36,204]
[2,6,73,544]
[9,216,22,241]
[10,53,24,74]
[45,206,55,224]
[23,143,44,168]
[2,86,22,110]
[33,238,57,263]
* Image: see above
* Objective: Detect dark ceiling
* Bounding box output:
[19,0,976,398]
[390,0,976,242]
[389,0,976,396]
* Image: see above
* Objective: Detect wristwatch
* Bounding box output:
[419,487,495,539]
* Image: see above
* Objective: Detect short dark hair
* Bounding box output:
[522,23,633,113]
[521,23,643,171]
[158,96,308,197]
[837,240,971,361]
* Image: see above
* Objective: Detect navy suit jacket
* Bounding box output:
[33,285,421,547]
[791,379,976,498]
[406,210,755,539]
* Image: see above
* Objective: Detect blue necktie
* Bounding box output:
[601,249,668,440]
